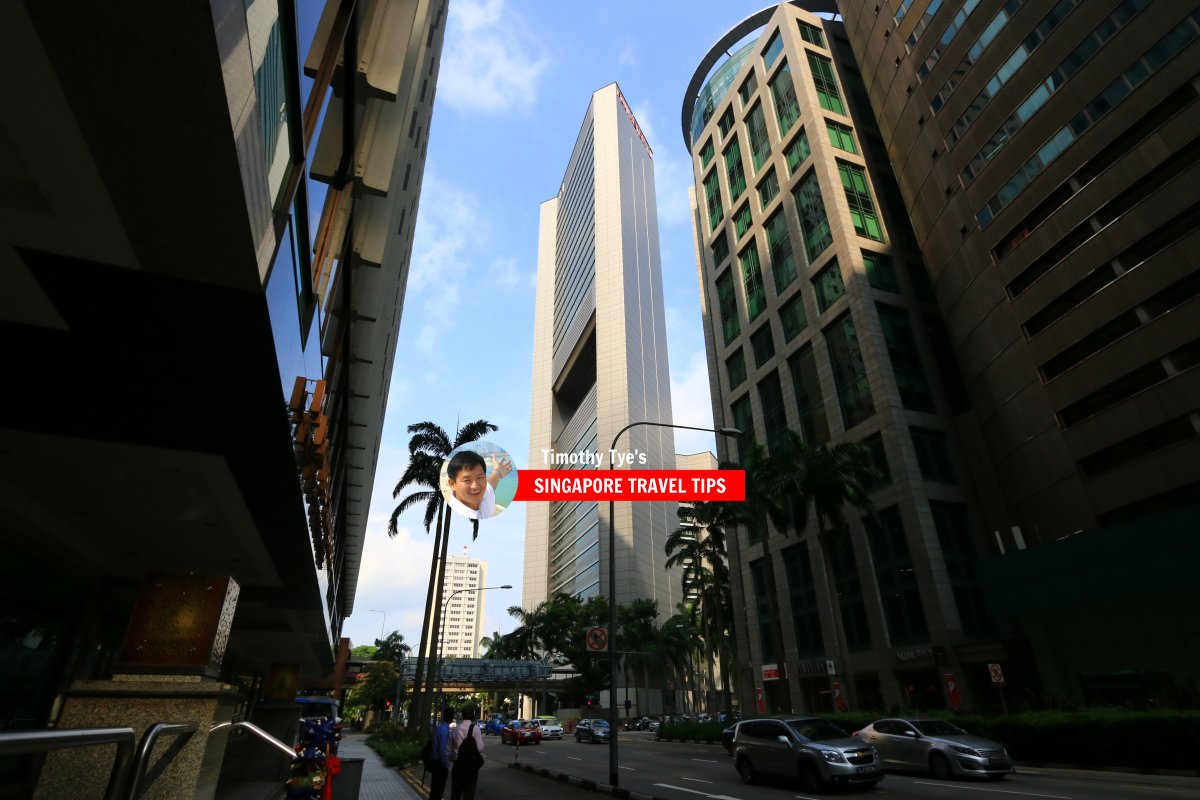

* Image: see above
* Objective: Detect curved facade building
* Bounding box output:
[839,0,1200,705]
[684,3,1011,714]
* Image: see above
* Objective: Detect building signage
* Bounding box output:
[892,646,934,664]
[945,674,961,710]
[794,658,833,676]
[616,86,654,159]
[762,663,780,681]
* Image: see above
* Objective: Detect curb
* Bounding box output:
[1015,762,1200,778]
[399,767,430,798]
[508,761,666,800]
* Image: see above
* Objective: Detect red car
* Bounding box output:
[500,720,542,746]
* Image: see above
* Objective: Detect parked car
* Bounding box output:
[854,718,1013,780]
[732,717,883,792]
[500,720,542,746]
[483,716,508,736]
[575,718,612,743]
[533,716,563,739]
[647,719,661,732]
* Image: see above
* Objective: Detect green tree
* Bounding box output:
[353,661,399,718]
[730,440,793,712]
[374,631,411,669]
[659,606,705,714]
[351,644,378,660]
[776,432,878,710]
[617,598,659,718]
[391,419,497,731]
[667,500,739,716]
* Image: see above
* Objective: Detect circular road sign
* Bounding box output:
[586,626,609,653]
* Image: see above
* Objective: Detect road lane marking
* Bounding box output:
[911,781,1071,799]
[1118,786,1177,793]
[681,777,713,783]
[567,756,582,761]
[653,784,742,800]
[619,766,634,771]
[691,758,720,763]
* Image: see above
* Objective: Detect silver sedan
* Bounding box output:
[854,718,1014,780]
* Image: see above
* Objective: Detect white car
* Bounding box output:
[534,717,563,739]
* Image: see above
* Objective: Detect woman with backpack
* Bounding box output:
[448,706,486,800]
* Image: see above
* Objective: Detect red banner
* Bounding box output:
[945,674,961,710]
[513,470,745,502]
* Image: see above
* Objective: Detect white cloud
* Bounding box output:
[670,349,718,455]
[618,38,636,67]
[439,0,551,113]
[631,99,696,229]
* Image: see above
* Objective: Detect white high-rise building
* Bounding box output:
[524,82,679,618]
[437,552,487,659]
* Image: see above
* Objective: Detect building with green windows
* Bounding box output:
[685,3,1011,715]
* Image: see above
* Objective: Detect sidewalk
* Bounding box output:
[337,733,425,800]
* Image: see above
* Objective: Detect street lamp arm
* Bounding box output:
[608,421,743,453]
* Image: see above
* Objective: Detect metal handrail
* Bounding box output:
[0,726,137,800]
[210,720,296,760]
[126,722,198,800]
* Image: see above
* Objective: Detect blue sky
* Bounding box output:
[343,0,792,652]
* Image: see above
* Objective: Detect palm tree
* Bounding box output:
[659,607,704,714]
[390,418,497,730]
[776,432,878,711]
[373,630,411,668]
[729,441,794,712]
[667,501,739,716]
[617,598,659,719]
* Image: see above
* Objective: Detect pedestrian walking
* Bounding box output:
[429,707,454,800]
[448,705,485,800]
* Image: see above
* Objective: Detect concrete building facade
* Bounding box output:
[524,83,680,619]
[438,553,488,659]
[684,3,1009,714]
[837,0,1200,706]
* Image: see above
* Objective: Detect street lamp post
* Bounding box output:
[606,422,742,789]
[430,584,512,718]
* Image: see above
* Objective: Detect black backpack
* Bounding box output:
[457,723,484,771]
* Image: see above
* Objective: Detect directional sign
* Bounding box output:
[586,626,609,653]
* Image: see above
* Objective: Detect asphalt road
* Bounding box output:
[475,732,1200,800]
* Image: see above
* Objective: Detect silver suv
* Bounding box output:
[733,717,883,792]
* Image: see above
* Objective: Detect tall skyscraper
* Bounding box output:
[684,4,1002,713]
[524,83,679,618]
[839,0,1200,707]
[438,552,488,659]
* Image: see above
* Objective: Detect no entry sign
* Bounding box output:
[586,626,609,653]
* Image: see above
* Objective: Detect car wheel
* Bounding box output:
[735,755,757,785]
[575,734,581,742]
[930,752,953,780]
[798,762,823,793]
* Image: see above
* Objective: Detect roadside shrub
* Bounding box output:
[366,724,425,767]
[657,721,725,743]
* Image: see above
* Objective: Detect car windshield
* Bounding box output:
[593,720,609,728]
[788,720,849,741]
[540,718,560,726]
[911,720,966,736]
